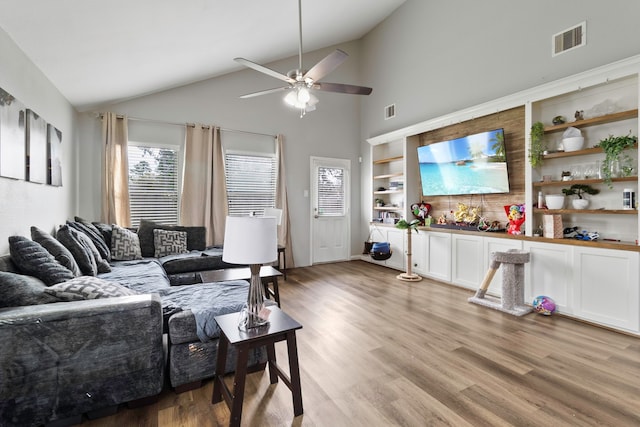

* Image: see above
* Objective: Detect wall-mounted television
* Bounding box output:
[417,128,509,196]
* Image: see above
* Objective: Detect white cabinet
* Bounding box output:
[385,228,405,270]
[424,231,451,282]
[523,241,574,314]
[451,234,483,290]
[367,226,404,270]
[573,247,639,332]
[410,231,428,275]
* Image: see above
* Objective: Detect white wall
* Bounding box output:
[0,27,78,254]
[360,0,640,139]
[78,41,365,267]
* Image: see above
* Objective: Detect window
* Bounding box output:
[127,144,179,227]
[317,166,345,216]
[224,152,277,216]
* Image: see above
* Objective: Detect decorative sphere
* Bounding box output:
[533,296,556,315]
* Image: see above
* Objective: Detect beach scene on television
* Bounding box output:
[418,128,510,196]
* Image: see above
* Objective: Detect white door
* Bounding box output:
[311,157,350,264]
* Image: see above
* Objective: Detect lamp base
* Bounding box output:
[238,264,271,330]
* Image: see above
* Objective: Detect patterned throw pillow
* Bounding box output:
[111,225,142,260]
[44,276,138,301]
[153,229,188,258]
[8,236,75,285]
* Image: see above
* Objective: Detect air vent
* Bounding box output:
[553,22,586,56]
[384,104,396,120]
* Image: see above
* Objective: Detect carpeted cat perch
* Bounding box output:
[468,249,532,317]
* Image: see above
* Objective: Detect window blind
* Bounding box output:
[127,145,179,227]
[225,153,277,216]
[317,166,345,216]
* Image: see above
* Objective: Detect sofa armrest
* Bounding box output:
[168,309,199,344]
[0,294,164,426]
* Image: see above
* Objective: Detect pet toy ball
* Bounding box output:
[532,295,556,315]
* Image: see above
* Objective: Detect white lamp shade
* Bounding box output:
[222,216,277,265]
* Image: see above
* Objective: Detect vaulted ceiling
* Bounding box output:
[0,0,405,110]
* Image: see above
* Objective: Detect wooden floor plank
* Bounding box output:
[75,261,640,426]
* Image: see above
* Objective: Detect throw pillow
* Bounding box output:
[153,229,188,258]
[91,221,113,249]
[68,219,111,262]
[8,236,75,285]
[30,226,82,277]
[111,225,142,261]
[75,231,111,273]
[137,219,206,257]
[57,225,98,276]
[44,276,138,302]
[0,271,58,307]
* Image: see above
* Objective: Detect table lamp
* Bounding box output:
[223,215,277,329]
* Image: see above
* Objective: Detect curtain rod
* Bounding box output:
[97,113,277,139]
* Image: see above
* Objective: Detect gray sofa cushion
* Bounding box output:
[160,246,242,275]
[76,231,111,273]
[137,219,206,257]
[30,226,82,276]
[92,221,113,249]
[68,219,111,262]
[8,236,75,285]
[111,225,142,260]
[0,271,58,307]
[45,276,138,301]
[57,224,98,276]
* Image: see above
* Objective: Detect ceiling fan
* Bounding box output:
[234,0,373,117]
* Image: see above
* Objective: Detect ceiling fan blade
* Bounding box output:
[239,86,290,99]
[304,49,349,83]
[314,82,373,95]
[234,57,294,84]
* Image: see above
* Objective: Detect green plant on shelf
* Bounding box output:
[595,132,638,187]
[529,121,546,168]
[561,184,600,199]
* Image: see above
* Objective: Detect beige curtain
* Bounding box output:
[276,134,294,268]
[101,112,131,226]
[180,124,227,246]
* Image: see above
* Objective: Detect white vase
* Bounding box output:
[572,198,589,209]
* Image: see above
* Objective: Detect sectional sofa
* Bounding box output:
[0,218,265,427]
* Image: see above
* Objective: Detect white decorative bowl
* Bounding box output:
[572,198,589,209]
[562,136,585,152]
[545,194,565,209]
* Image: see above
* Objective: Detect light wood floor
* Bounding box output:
[78,260,640,426]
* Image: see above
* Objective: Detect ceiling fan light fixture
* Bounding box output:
[234,0,372,118]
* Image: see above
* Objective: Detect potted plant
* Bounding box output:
[375,198,385,207]
[395,219,421,281]
[529,121,546,167]
[596,132,638,187]
[562,184,600,209]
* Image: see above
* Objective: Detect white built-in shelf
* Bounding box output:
[543,109,638,133]
[373,173,404,180]
[373,155,403,164]
[534,208,637,215]
[533,176,637,188]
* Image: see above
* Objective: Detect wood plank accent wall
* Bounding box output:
[417,106,525,225]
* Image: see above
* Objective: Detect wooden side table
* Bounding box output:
[211,307,303,426]
[277,245,287,280]
[199,266,282,307]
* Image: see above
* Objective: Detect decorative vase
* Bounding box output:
[572,198,589,209]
